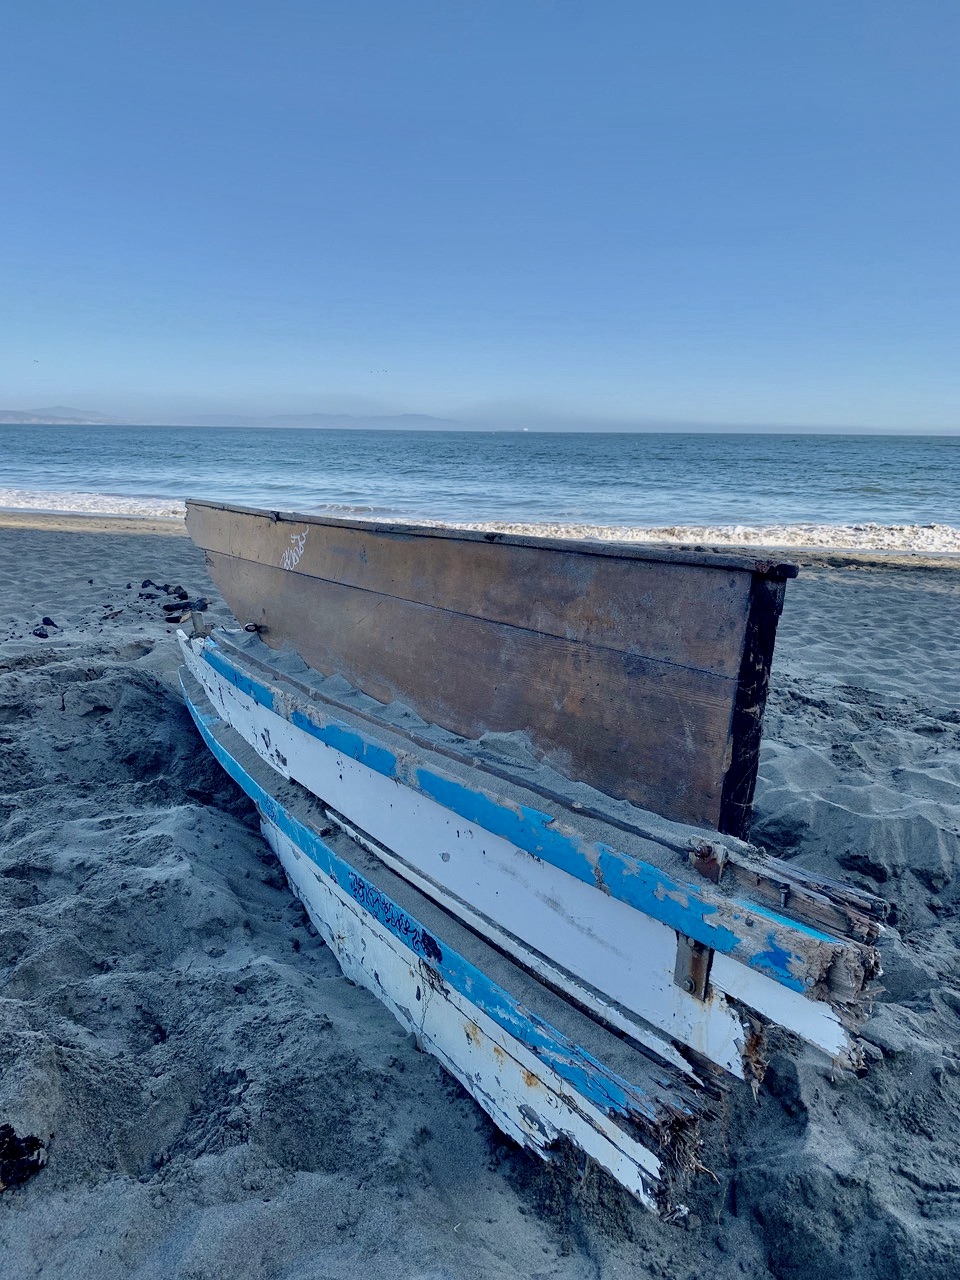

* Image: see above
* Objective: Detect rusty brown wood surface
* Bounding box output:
[188,503,757,676]
[188,502,796,833]
[186,500,799,577]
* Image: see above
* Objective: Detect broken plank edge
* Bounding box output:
[718,575,786,840]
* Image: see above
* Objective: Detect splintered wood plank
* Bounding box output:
[203,550,736,829]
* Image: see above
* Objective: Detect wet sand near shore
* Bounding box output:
[0,515,958,1279]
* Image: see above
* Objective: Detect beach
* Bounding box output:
[1,513,959,1280]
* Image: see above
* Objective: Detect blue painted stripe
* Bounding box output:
[204,642,399,776]
[290,708,397,776]
[413,771,810,989]
[203,641,277,713]
[198,643,835,991]
[182,673,683,1128]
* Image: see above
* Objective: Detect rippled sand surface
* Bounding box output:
[1,514,958,1279]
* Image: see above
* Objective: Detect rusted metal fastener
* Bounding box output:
[674,932,714,1001]
[687,839,728,884]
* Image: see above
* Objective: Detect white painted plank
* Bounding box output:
[263,820,665,1206]
[182,637,748,1074]
[180,634,856,1072]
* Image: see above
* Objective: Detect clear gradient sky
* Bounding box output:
[3,2,959,430]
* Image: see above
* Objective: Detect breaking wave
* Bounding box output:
[2,486,959,555]
[0,488,186,520]
[426,519,960,555]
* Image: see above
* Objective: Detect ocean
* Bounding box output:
[1,424,958,551]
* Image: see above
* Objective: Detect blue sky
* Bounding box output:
[2,1,958,429]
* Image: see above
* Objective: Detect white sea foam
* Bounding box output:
[430,520,960,555]
[0,488,186,520]
[1,486,958,553]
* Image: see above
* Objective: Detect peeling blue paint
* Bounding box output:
[196,641,830,994]
[416,771,570,866]
[593,842,741,953]
[752,935,803,986]
[181,672,682,1126]
[203,641,277,713]
[415,773,804,982]
[729,897,837,947]
[410,777,806,988]
[290,708,397,776]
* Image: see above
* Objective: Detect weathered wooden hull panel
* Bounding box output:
[186,501,797,835]
[181,671,706,1210]
[187,501,759,670]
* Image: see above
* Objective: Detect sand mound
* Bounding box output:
[745,567,960,1280]
[1,525,959,1278]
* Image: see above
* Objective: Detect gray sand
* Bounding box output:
[1,516,958,1278]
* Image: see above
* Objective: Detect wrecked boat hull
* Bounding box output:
[181,668,705,1211]
[180,631,880,1086]
[178,500,884,1207]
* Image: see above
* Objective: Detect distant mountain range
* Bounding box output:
[184,411,463,430]
[0,407,463,430]
[0,405,119,425]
